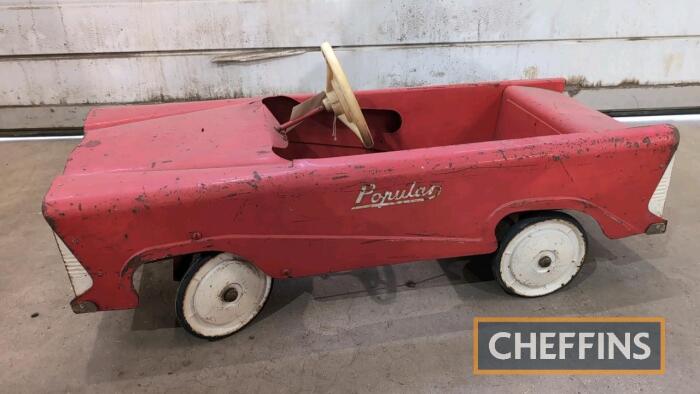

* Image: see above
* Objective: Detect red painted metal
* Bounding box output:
[274,105,324,131]
[42,78,679,312]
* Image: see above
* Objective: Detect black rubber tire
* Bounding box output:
[175,254,272,341]
[492,211,587,297]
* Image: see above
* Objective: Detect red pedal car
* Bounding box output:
[43,43,678,339]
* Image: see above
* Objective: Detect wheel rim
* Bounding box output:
[182,253,271,337]
[500,219,585,296]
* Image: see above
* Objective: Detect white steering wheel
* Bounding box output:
[319,42,374,148]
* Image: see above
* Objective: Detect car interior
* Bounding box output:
[264,43,624,161]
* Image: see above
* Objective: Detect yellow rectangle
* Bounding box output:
[472,316,665,375]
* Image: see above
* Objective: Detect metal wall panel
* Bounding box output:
[0,0,698,129]
[2,0,699,54]
[2,37,697,106]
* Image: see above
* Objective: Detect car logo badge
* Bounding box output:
[352,182,442,210]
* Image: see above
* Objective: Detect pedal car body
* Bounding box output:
[43,45,678,339]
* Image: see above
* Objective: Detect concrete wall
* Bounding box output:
[1,0,699,130]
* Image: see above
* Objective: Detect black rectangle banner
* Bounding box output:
[473,317,665,374]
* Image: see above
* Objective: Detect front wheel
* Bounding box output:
[493,212,587,297]
[176,253,272,340]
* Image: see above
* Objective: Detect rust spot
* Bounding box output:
[332,175,349,180]
[252,171,262,181]
[617,78,640,87]
[565,75,603,96]
[42,200,55,221]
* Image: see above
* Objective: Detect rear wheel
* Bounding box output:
[492,212,587,297]
[176,253,272,340]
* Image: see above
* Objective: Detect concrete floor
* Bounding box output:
[1,126,698,393]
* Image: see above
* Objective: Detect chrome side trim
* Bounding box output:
[54,233,93,296]
[648,155,676,217]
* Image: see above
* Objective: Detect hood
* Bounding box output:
[64,99,287,175]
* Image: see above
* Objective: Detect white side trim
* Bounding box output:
[616,114,700,125]
[648,155,676,217]
[0,136,83,142]
[54,233,93,297]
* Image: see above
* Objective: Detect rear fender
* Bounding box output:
[485,197,640,241]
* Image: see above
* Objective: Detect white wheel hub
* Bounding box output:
[182,253,271,337]
[499,219,585,297]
